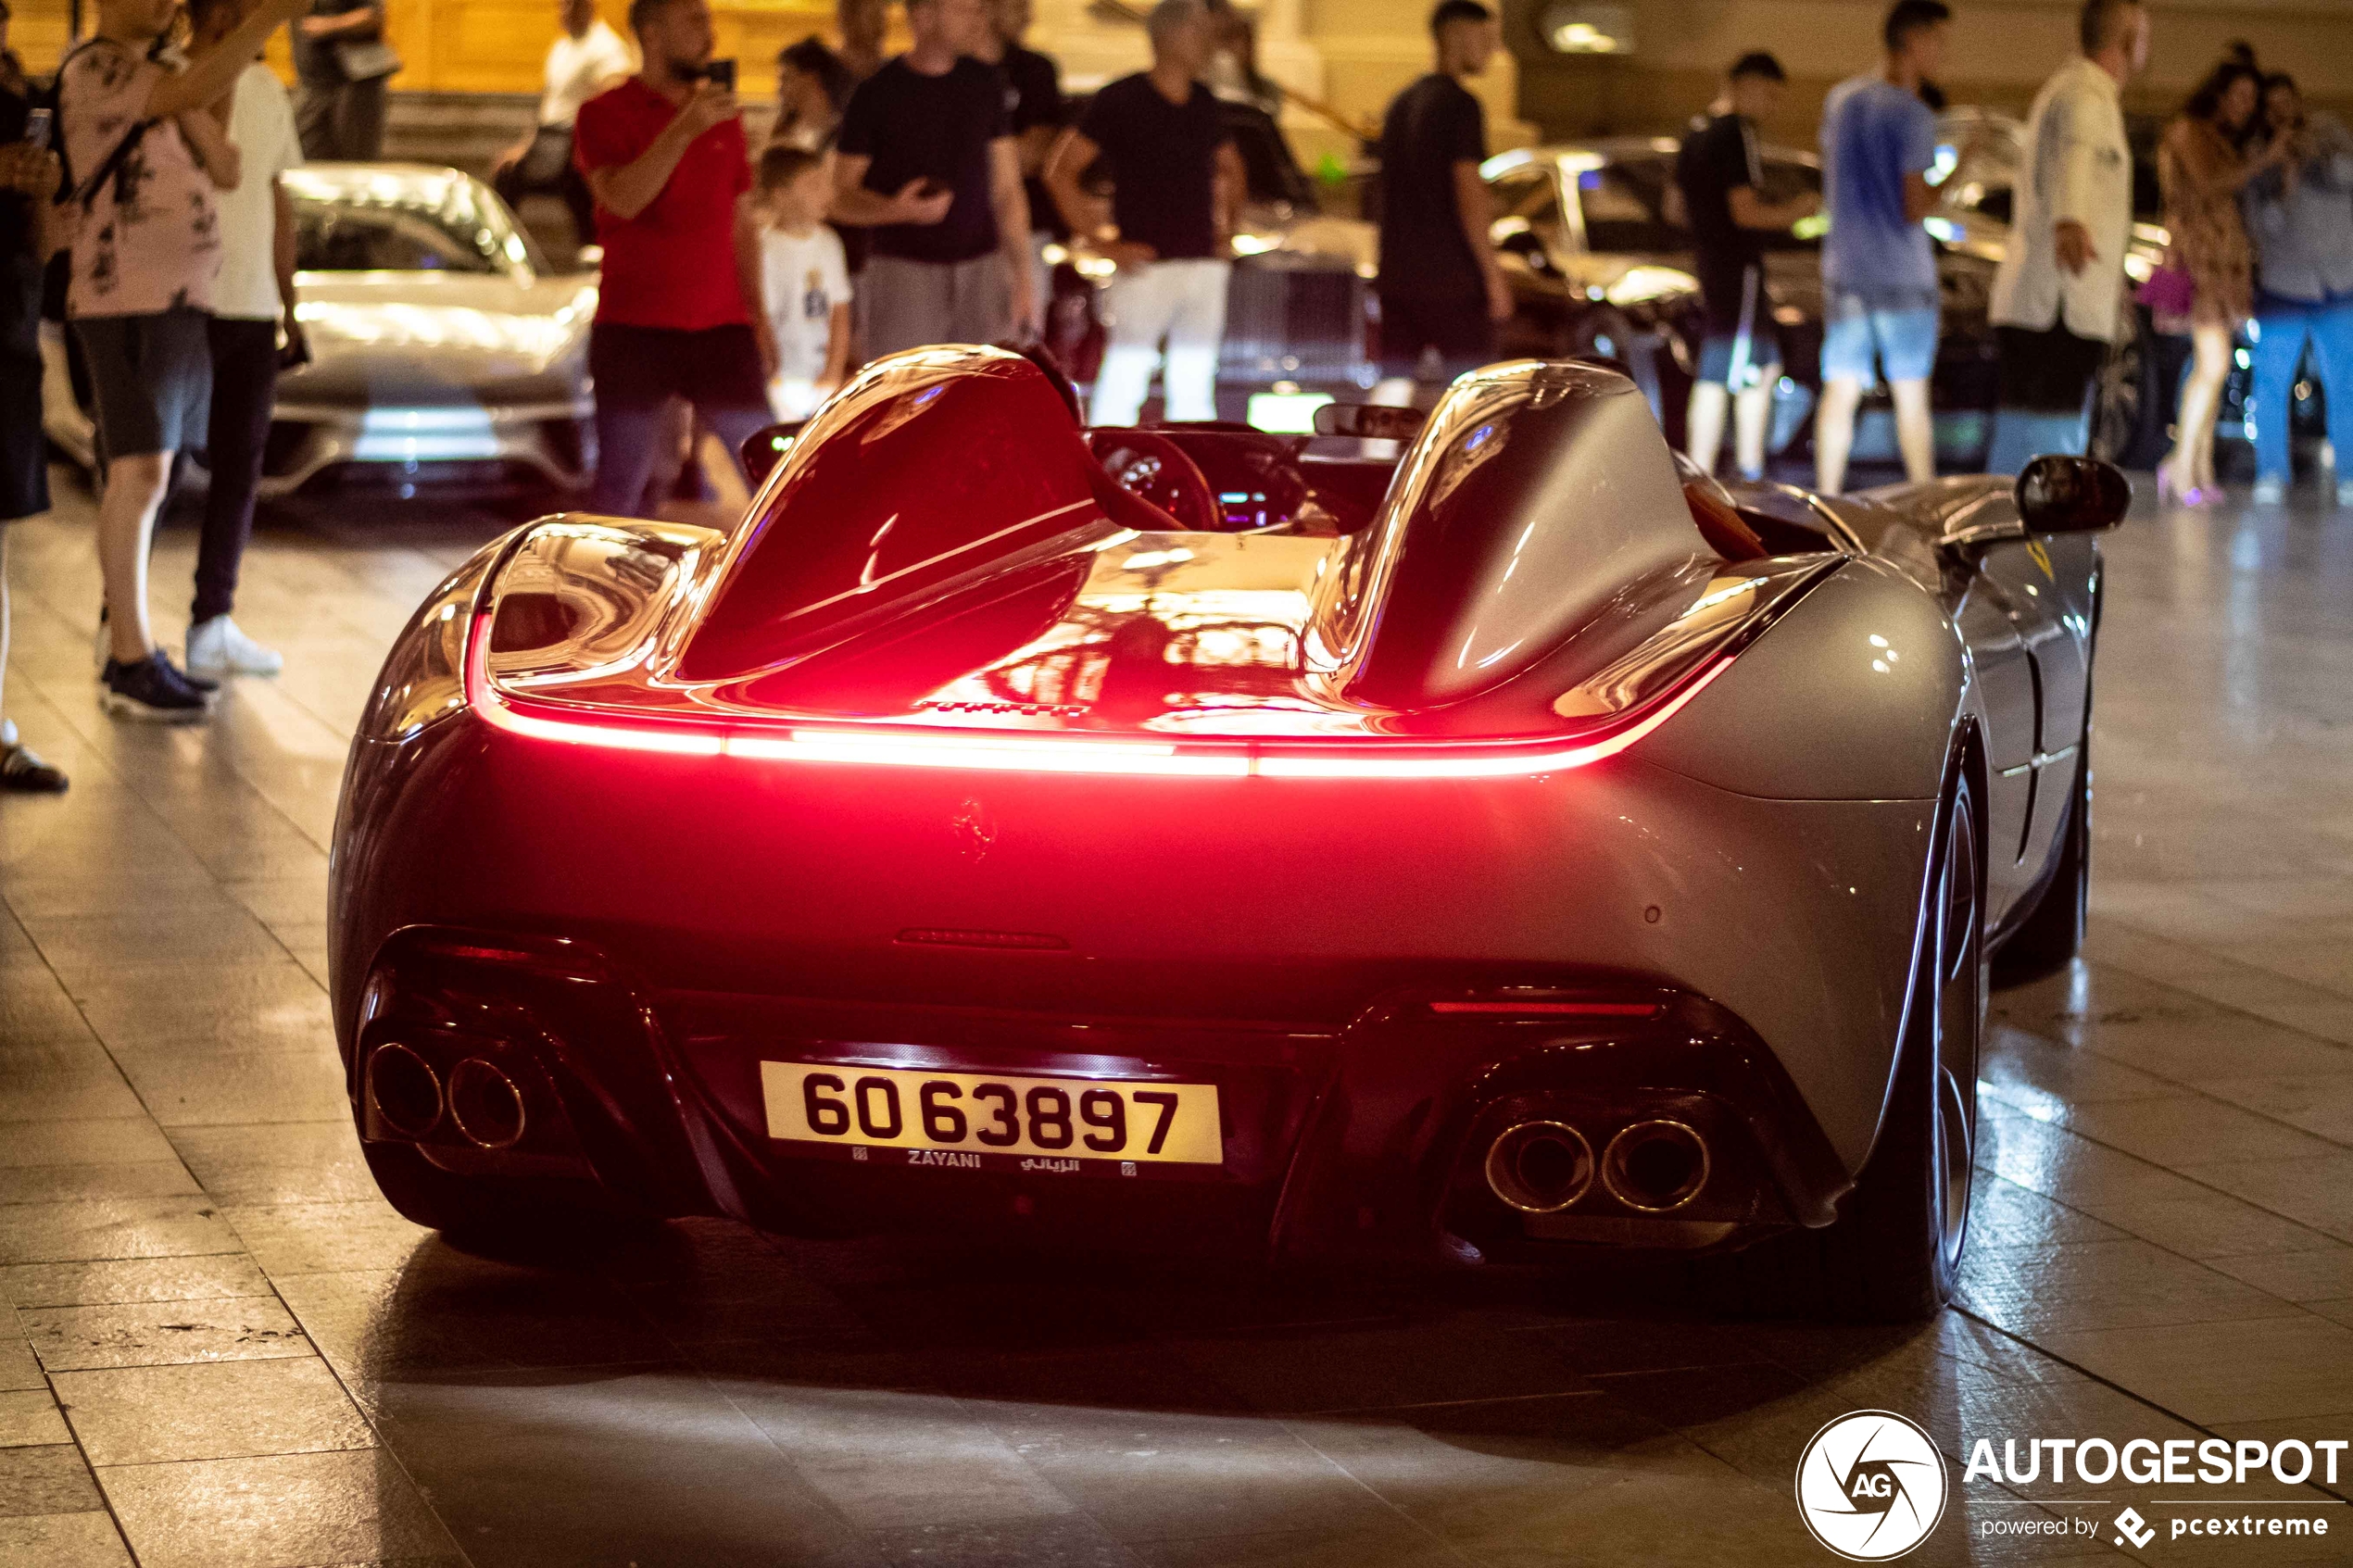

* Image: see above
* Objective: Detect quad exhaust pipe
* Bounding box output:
[1484,1116,1712,1214]
[366,1045,527,1150]
[1600,1120,1710,1212]
[1483,1121,1595,1213]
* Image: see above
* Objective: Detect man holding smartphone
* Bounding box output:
[833,0,1035,358]
[573,0,774,516]
[182,0,301,680]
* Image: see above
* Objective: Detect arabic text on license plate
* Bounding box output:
[761,1062,1222,1165]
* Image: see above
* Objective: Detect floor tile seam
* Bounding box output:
[1286,1386,1613,1419]
[5,650,339,871]
[1258,1413,1482,1567]
[264,1295,484,1568]
[21,1314,145,1568]
[83,1436,385,1477]
[2081,935,2353,1044]
[1979,1110,2353,1261]
[1950,1304,2353,1507]
[14,922,465,1568]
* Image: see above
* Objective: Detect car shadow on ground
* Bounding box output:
[307,1208,1997,1568]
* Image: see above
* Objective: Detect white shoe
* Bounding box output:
[2253,475,2287,504]
[185,616,284,678]
[2338,480,2353,510]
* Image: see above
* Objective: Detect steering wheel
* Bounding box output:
[1086,430,1222,533]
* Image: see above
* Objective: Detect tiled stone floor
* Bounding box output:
[2,469,2351,1566]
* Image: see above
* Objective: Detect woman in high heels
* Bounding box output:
[2156,62,2285,504]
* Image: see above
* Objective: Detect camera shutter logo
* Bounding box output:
[1794,1411,1948,1560]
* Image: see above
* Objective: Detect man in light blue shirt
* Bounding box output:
[1815,0,1951,491]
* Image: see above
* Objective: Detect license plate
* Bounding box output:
[761,1061,1223,1172]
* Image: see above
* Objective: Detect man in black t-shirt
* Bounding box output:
[975,0,1065,310]
[833,0,1035,356]
[292,0,390,159]
[1374,0,1507,399]
[1673,50,1818,479]
[1044,0,1242,423]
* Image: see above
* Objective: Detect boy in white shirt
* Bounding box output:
[756,145,850,420]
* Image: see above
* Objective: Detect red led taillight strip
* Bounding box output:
[1428,1001,1661,1016]
[464,613,1726,780]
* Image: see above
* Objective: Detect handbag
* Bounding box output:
[2135,257,2196,319]
[333,39,402,82]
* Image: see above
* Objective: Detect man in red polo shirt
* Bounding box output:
[573,0,774,514]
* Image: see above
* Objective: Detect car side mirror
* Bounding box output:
[2015,454,2131,533]
[1312,403,1427,441]
[741,422,804,485]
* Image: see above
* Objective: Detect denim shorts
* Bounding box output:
[1820,293,1940,383]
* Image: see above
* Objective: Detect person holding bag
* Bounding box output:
[292,0,396,160]
[2152,60,2283,504]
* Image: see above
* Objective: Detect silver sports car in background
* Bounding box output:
[43,165,596,496]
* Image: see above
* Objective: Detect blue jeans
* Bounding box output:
[589,401,774,518]
[2249,292,2353,483]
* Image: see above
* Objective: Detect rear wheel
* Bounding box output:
[1724,771,1983,1320]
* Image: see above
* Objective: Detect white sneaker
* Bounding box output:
[185,616,284,678]
[2253,475,2287,504]
[2338,480,2353,510]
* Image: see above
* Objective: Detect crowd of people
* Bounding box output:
[2,0,2351,782]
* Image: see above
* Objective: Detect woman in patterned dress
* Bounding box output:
[2158,61,2288,503]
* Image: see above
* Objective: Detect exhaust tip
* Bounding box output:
[447,1058,527,1150]
[366,1042,443,1139]
[1601,1120,1710,1213]
[1484,1121,1596,1213]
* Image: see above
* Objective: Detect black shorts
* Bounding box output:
[72,307,213,459]
[1995,322,2109,414]
[1378,292,1495,383]
[588,321,770,414]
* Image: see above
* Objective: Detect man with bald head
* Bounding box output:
[1985,0,2149,471]
[1044,0,1245,423]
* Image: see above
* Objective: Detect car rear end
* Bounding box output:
[331,352,1932,1270]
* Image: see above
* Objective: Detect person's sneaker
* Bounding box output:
[0,740,69,793]
[2338,479,2353,509]
[2253,474,2287,505]
[98,654,213,722]
[185,615,284,678]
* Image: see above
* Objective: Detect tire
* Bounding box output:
[1720,770,1984,1320]
[1992,743,2088,986]
[361,1141,631,1249]
[2089,306,2168,470]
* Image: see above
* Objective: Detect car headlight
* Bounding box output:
[356,541,502,742]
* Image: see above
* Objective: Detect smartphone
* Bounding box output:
[22,107,53,150]
[703,58,736,90]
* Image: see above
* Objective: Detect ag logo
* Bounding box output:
[1794,1410,1948,1561]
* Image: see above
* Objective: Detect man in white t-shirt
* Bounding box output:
[185,0,302,679]
[495,0,635,242]
[755,145,849,420]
